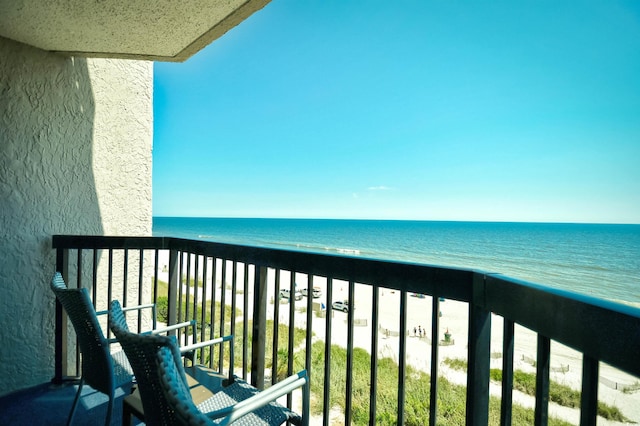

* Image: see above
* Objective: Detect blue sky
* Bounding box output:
[153,1,640,224]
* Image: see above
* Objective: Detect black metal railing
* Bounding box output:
[52,235,640,426]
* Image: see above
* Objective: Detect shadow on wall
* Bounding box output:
[0,36,102,396]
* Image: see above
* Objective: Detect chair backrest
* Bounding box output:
[50,272,114,395]
[157,345,214,426]
[109,300,188,426]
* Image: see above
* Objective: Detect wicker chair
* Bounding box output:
[51,272,217,425]
[157,345,309,426]
[50,272,134,426]
[110,300,233,425]
[110,300,309,426]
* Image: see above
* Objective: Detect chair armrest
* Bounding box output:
[179,335,233,354]
[120,303,156,312]
[206,370,308,425]
[102,302,158,330]
[146,320,196,336]
[99,303,156,316]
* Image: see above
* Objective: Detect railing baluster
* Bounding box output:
[345,280,355,426]
[106,249,114,339]
[123,248,129,308]
[580,354,599,426]
[229,261,237,375]
[138,249,144,331]
[242,262,249,380]
[287,270,296,409]
[200,255,209,365]
[168,249,179,329]
[467,273,491,426]
[192,254,200,360]
[397,290,407,425]
[534,334,551,426]
[208,257,218,370]
[194,254,200,320]
[272,268,281,385]
[177,252,184,342]
[77,249,82,289]
[89,248,98,375]
[369,284,379,426]
[153,249,159,305]
[185,253,192,343]
[219,259,227,365]
[75,249,82,377]
[322,277,334,426]
[251,265,268,389]
[501,318,515,426]
[54,246,69,383]
[429,296,440,426]
[92,249,98,305]
[305,275,314,373]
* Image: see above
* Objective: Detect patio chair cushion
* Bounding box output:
[157,345,303,426]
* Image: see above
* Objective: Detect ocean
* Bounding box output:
[153,217,640,306]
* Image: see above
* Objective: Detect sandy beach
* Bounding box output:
[156,252,639,425]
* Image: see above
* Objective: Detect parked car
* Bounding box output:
[332,300,350,313]
[280,288,303,301]
[301,286,322,298]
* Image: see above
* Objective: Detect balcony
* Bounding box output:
[5,234,639,425]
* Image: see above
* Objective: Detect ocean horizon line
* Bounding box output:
[152,216,640,227]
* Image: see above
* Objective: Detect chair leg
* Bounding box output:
[104,389,114,426]
[122,399,132,426]
[67,378,84,426]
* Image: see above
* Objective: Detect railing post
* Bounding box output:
[251,265,268,389]
[467,273,491,426]
[369,284,379,426]
[397,290,408,426]
[430,296,440,426]
[535,335,551,426]
[580,354,599,426]
[53,246,69,384]
[501,319,515,426]
[167,249,179,328]
[344,280,356,426]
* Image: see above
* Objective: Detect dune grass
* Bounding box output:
[444,357,632,423]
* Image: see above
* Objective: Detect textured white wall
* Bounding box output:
[0,37,153,395]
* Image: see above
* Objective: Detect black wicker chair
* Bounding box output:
[110,300,309,425]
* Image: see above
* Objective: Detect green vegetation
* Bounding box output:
[300,347,572,425]
[622,381,640,394]
[445,358,633,423]
[153,279,240,331]
[443,357,468,371]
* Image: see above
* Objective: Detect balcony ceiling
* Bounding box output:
[0,0,270,62]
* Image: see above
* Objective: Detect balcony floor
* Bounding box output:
[0,381,136,426]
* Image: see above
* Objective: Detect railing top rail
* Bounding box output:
[481,274,640,377]
[52,235,476,300]
[52,235,170,250]
[53,234,640,377]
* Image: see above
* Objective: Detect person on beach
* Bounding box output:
[413,326,417,336]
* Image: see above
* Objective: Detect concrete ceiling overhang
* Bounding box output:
[0,0,270,62]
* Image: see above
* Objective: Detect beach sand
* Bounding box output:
[155,252,639,424]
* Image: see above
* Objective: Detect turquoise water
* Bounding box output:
[153,217,640,305]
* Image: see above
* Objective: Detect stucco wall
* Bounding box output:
[0,37,153,395]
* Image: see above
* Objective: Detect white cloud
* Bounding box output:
[367,186,392,191]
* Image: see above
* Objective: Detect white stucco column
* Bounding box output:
[0,37,153,395]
